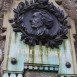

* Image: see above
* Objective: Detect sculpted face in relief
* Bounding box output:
[30,10,53,36]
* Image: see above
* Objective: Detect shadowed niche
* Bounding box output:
[9,0,71,48]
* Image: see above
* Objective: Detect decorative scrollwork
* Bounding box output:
[9,0,71,48]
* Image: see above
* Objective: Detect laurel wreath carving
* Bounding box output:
[9,0,71,48]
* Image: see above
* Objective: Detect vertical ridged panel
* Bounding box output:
[17,33,24,71]
[59,43,66,74]
[34,46,41,63]
[10,74,16,77]
[42,46,48,64]
[17,74,23,77]
[61,76,64,77]
[3,73,9,77]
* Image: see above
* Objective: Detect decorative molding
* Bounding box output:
[9,0,71,48]
[24,63,59,71]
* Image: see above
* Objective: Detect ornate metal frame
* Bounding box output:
[9,0,71,48]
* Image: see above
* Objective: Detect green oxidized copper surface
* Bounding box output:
[4,25,75,75]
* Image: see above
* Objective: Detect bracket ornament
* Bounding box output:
[9,0,71,48]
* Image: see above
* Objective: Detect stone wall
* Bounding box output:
[62,0,77,21]
[0,0,13,76]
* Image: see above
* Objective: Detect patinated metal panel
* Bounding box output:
[6,30,75,74]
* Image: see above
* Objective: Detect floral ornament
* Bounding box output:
[9,0,71,48]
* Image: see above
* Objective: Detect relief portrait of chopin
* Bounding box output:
[22,9,61,46]
[29,10,54,37]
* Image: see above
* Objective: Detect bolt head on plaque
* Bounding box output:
[8,18,14,23]
[9,0,71,48]
[65,62,71,68]
[11,58,17,65]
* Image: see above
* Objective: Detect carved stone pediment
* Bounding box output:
[9,0,71,48]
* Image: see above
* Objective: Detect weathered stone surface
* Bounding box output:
[0,18,3,28]
[24,71,58,77]
[62,0,77,21]
[0,13,4,18]
[0,61,4,77]
[0,49,2,62]
[0,0,3,10]
[55,0,62,5]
